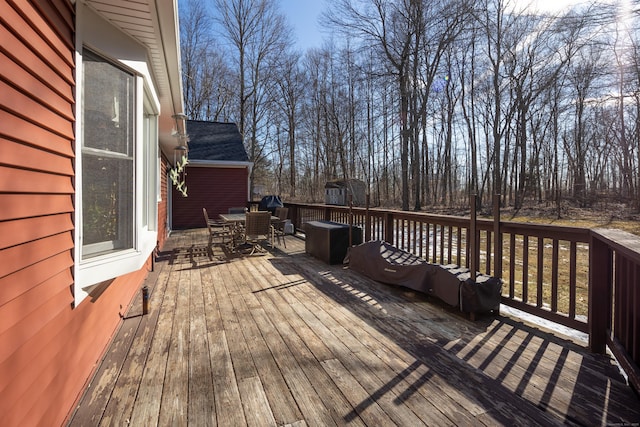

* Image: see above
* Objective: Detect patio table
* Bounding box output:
[219,213,278,250]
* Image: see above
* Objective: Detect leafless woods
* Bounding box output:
[180,0,640,213]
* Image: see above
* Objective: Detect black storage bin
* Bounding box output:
[304,221,362,264]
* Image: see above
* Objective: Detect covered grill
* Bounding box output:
[258,195,283,214]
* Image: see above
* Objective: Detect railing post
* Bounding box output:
[324,205,331,221]
[348,195,353,247]
[384,211,394,245]
[493,194,502,279]
[365,194,371,242]
[470,194,477,281]
[290,203,299,232]
[589,233,612,354]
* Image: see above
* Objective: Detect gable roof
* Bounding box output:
[186,121,249,162]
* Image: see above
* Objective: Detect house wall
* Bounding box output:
[172,166,250,229]
[158,154,170,250]
[0,2,152,425]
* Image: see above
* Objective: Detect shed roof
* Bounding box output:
[186,120,249,162]
[325,178,366,189]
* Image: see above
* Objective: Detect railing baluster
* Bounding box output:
[470,195,477,280]
[419,222,424,259]
[493,193,502,280]
[456,226,462,266]
[509,233,516,299]
[440,225,445,264]
[426,223,431,262]
[537,237,544,308]
[552,239,559,313]
[434,225,439,264]
[633,263,639,362]
[447,226,453,264]
[464,227,470,269]
[523,235,529,304]
[570,241,577,319]
[485,230,492,275]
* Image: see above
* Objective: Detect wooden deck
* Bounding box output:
[68,229,640,426]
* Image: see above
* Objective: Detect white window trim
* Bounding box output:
[74,4,161,306]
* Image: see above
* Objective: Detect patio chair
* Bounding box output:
[243,211,273,255]
[203,208,231,249]
[272,207,289,248]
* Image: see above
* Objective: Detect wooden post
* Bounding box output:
[365,194,371,242]
[470,194,477,282]
[493,194,502,279]
[293,203,299,234]
[589,233,612,354]
[142,286,149,315]
[384,212,394,245]
[348,195,353,247]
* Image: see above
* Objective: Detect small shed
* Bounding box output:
[325,179,367,206]
[171,121,252,229]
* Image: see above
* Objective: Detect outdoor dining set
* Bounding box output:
[202,206,290,255]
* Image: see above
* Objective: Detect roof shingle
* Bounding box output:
[185,120,249,162]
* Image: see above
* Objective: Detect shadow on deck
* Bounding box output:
[68,229,640,426]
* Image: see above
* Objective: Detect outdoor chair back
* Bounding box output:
[203,207,230,248]
[273,207,289,247]
[275,207,288,222]
[243,211,272,254]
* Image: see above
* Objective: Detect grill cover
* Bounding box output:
[348,239,436,292]
[348,241,501,313]
[258,195,283,214]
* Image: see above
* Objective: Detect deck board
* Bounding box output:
[68,229,640,426]
[244,265,359,426]
[158,266,190,426]
[188,265,216,427]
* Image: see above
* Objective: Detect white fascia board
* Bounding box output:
[188,160,254,170]
[155,0,184,116]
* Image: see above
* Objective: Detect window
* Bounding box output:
[81,49,135,259]
[74,4,163,305]
[142,110,159,230]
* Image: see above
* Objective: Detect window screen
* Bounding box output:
[81,49,135,259]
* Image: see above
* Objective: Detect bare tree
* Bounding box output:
[272,51,304,197]
[214,0,292,194]
[183,0,640,213]
[323,0,468,210]
[180,0,236,121]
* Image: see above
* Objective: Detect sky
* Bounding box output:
[522,0,601,12]
[279,0,327,50]
[277,0,605,51]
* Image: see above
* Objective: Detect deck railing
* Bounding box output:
[589,229,640,393]
[279,200,639,392]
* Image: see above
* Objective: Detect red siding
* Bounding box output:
[0,2,150,426]
[171,166,249,229]
[158,155,169,250]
